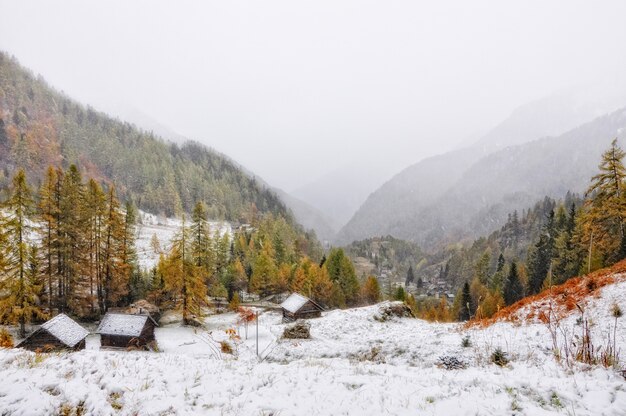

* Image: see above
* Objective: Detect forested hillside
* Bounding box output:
[0,52,288,221]
[404,135,626,323]
[338,107,626,248]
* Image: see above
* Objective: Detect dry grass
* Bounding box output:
[468,259,626,328]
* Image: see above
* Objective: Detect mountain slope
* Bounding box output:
[426,108,626,243]
[0,52,290,222]
[272,188,337,243]
[338,91,626,246]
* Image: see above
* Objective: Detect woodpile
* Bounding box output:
[282,321,311,339]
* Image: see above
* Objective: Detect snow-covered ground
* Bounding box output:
[2,282,626,415]
[135,211,232,269]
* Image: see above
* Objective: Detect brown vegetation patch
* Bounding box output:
[282,321,311,339]
[468,260,626,328]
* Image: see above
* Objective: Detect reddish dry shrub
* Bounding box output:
[467,259,626,328]
[537,311,549,324]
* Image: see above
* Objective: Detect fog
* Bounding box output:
[1,0,626,193]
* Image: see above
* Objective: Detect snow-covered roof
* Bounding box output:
[40,314,89,347]
[280,293,320,313]
[97,313,157,337]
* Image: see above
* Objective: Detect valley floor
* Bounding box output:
[2,282,626,415]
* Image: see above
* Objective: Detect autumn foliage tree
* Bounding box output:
[361,276,382,305]
[581,138,626,265]
[0,170,46,336]
[160,216,209,325]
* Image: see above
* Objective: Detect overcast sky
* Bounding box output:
[2,1,626,190]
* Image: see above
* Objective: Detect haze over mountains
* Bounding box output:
[337,83,626,247]
[0,52,291,224]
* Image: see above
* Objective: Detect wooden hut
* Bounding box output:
[97,313,158,349]
[17,314,88,352]
[280,293,324,322]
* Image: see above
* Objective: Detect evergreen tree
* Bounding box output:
[553,203,581,283]
[459,281,472,321]
[84,178,106,315]
[122,201,138,301]
[226,258,248,300]
[191,201,213,275]
[249,243,278,297]
[503,262,524,306]
[325,248,360,305]
[394,286,406,301]
[474,252,491,285]
[405,265,415,287]
[490,253,506,291]
[496,253,505,272]
[527,210,556,295]
[101,186,128,311]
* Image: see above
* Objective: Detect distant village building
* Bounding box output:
[97,313,158,349]
[280,293,324,322]
[17,314,88,352]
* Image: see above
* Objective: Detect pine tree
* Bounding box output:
[491,253,506,290]
[553,203,581,283]
[325,248,360,305]
[496,253,505,272]
[84,178,106,315]
[191,201,214,277]
[58,165,87,314]
[38,166,59,310]
[503,262,524,306]
[249,244,278,297]
[0,170,46,336]
[214,232,230,277]
[122,201,138,302]
[226,258,248,300]
[394,286,406,301]
[459,281,472,321]
[527,210,556,295]
[101,186,128,312]
[405,265,415,287]
[583,138,626,264]
[162,216,209,325]
[474,252,491,285]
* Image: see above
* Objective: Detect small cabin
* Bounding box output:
[97,313,158,349]
[17,314,88,352]
[280,293,324,322]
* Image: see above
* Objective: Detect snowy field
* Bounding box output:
[1,283,626,415]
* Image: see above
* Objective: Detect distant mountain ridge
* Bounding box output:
[291,163,397,235]
[338,92,626,248]
[0,52,293,224]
